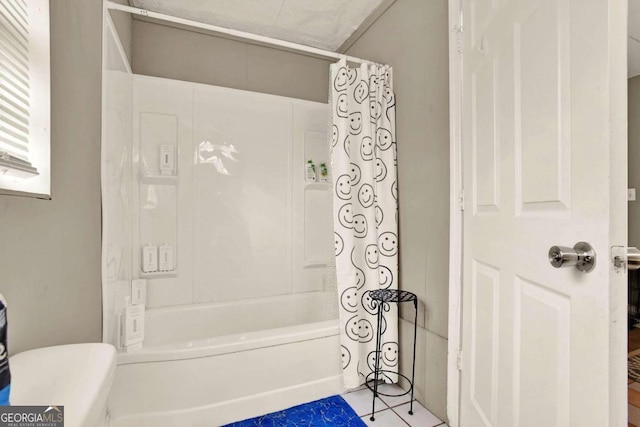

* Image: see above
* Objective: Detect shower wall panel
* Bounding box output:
[132,77,194,308]
[103,70,133,345]
[128,75,330,308]
[193,89,292,302]
[292,106,333,294]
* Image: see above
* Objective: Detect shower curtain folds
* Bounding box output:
[329,58,399,388]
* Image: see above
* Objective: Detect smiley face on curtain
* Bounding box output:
[330,58,399,389]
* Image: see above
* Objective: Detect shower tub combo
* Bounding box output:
[107,293,341,427]
[103,15,341,425]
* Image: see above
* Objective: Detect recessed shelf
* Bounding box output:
[140,175,178,185]
[305,182,330,190]
[140,270,178,279]
[304,261,328,269]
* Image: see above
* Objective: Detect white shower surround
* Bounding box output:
[132,76,330,304]
[141,292,328,349]
[102,36,343,423]
[103,72,336,340]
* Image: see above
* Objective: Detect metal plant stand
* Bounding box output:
[365,289,418,421]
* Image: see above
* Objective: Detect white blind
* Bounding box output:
[0,0,37,177]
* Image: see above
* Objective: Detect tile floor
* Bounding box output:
[341,384,448,427]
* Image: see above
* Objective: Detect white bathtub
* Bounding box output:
[107,292,343,427]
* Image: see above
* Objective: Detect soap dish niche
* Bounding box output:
[140,270,178,279]
[140,174,178,185]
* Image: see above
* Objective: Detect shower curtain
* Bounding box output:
[330,58,398,388]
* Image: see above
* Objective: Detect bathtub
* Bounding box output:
[107,292,343,427]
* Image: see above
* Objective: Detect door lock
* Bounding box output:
[548,242,596,273]
[612,246,640,271]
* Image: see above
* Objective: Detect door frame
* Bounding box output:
[446,1,463,426]
[445,1,628,426]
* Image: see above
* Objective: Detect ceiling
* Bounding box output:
[129,1,640,75]
[130,0,386,51]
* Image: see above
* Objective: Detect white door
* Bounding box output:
[458,0,627,426]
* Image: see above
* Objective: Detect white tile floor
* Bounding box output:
[342,384,448,427]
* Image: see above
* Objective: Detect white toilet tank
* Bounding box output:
[9,343,116,427]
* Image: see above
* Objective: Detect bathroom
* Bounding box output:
[102,0,449,424]
[2,0,448,425]
[0,0,628,426]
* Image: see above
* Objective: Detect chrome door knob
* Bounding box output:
[548,242,596,273]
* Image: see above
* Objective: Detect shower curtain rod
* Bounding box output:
[105,1,388,68]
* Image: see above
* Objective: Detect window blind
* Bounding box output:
[0,0,38,177]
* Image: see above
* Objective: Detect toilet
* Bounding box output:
[9,343,116,427]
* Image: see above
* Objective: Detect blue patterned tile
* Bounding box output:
[224,395,367,427]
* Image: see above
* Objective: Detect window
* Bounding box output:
[0,0,50,198]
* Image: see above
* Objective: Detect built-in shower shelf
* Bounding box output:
[140,175,179,185]
[303,261,328,269]
[140,270,178,279]
[305,182,330,191]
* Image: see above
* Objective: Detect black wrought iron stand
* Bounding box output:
[365,289,418,421]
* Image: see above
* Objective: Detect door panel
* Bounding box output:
[469,260,499,426]
[459,0,626,426]
[514,0,570,213]
[472,57,500,213]
[513,276,570,427]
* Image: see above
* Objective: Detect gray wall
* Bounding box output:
[109,8,132,66]
[132,19,331,103]
[630,76,640,247]
[0,0,103,355]
[345,0,450,420]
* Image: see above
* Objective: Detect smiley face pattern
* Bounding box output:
[329,58,399,389]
